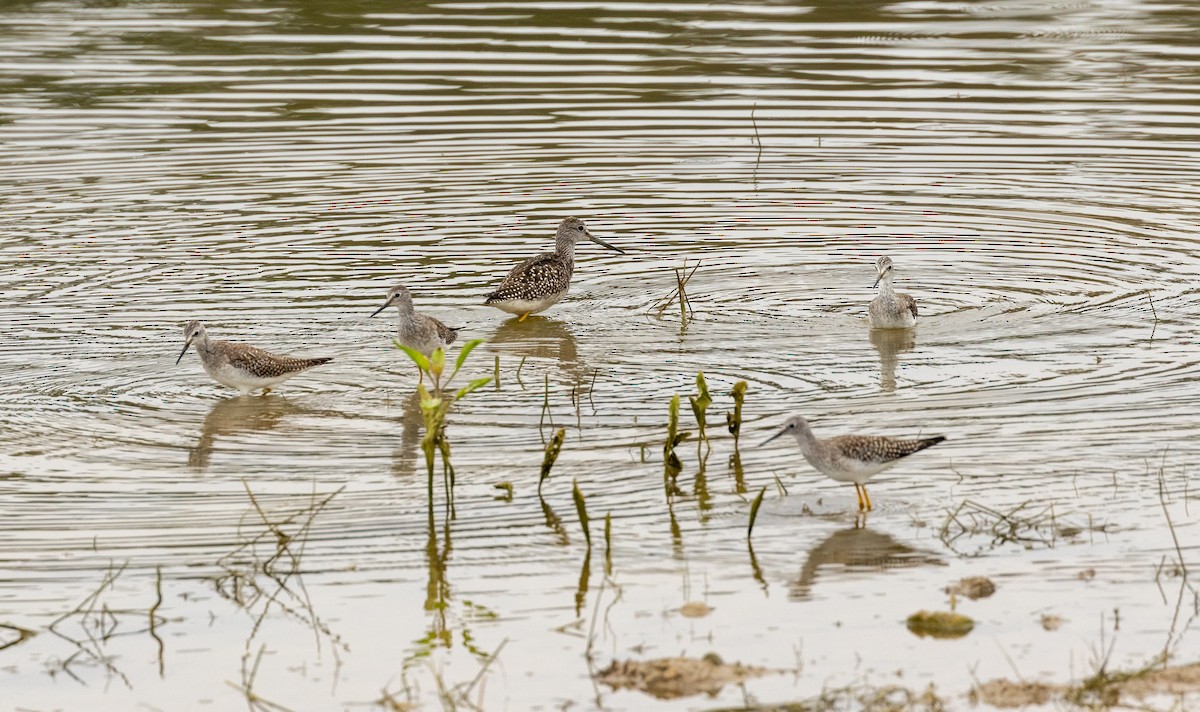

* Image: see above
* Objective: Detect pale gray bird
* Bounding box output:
[175,320,331,396]
[869,256,918,329]
[761,414,945,511]
[370,284,459,357]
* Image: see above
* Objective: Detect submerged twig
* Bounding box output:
[653,260,701,324]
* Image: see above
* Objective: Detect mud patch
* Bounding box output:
[597,654,771,699]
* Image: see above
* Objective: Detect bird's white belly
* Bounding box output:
[810,456,895,484]
[207,363,293,393]
[871,313,916,329]
[491,295,563,315]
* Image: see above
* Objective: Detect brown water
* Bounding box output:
[2,1,1199,709]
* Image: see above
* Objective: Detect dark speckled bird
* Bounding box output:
[175,320,332,396]
[484,217,623,321]
[370,284,458,356]
[869,256,918,329]
[761,414,945,512]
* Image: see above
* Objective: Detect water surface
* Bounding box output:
[2,1,1199,709]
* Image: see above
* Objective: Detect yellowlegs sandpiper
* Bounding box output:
[175,320,332,396]
[761,415,945,512]
[869,256,918,329]
[484,217,623,321]
[370,284,459,356]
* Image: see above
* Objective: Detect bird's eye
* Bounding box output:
[577,225,585,231]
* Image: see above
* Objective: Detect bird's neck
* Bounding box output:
[792,423,819,455]
[877,275,897,298]
[393,298,416,319]
[554,235,578,260]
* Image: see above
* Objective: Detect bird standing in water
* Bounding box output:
[869,256,918,329]
[485,217,623,321]
[371,284,458,356]
[175,320,332,396]
[761,414,945,512]
[371,284,459,382]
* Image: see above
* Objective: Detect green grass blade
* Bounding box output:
[449,338,487,382]
[572,479,592,548]
[393,341,431,373]
[454,376,493,401]
[748,486,767,539]
[540,427,566,493]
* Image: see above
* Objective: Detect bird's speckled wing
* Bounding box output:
[899,293,918,319]
[486,252,571,303]
[218,341,332,378]
[431,317,458,345]
[827,434,944,465]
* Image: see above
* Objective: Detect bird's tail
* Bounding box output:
[907,435,945,455]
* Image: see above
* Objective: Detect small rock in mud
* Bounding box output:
[597,655,770,699]
[973,679,1057,707]
[679,601,712,618]
[945,575,996,599]
[906,610,975,639]
[1040,613,1065,631]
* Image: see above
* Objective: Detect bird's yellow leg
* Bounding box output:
[262,387,272,396]
[862,484,873,512]
[853,483,865,512]
[518,312,530,322]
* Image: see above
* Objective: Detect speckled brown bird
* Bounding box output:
[761,414,945,511]
[175,320,331,396]
[484,217,623,321]
[869,256,918,329]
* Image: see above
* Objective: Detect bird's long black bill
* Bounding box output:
[759,429,786,447]
[369,300,392,318]
[175,339,192,365]
[590,235,624,254]
[872,267,891,289]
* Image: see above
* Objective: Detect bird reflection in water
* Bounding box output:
[188,395,310,471]
[870,327,915,393]
[389,389,426,479]
[488,315,589,387]
[788,525,943,601]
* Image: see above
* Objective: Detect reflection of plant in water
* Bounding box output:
[8,562,171,688]
[0,621,35,654]
[40,562,139,687]
[385,638,508,712]
[214,482,348,663]
[403,499,501,693]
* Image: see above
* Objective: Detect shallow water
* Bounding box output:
[2,1,1199,709]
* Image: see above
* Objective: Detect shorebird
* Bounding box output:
[175,320,332,396]
[484,217,623,321]
[761,415,945,512]
[370,284,458,356]
[869,256,918,329]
